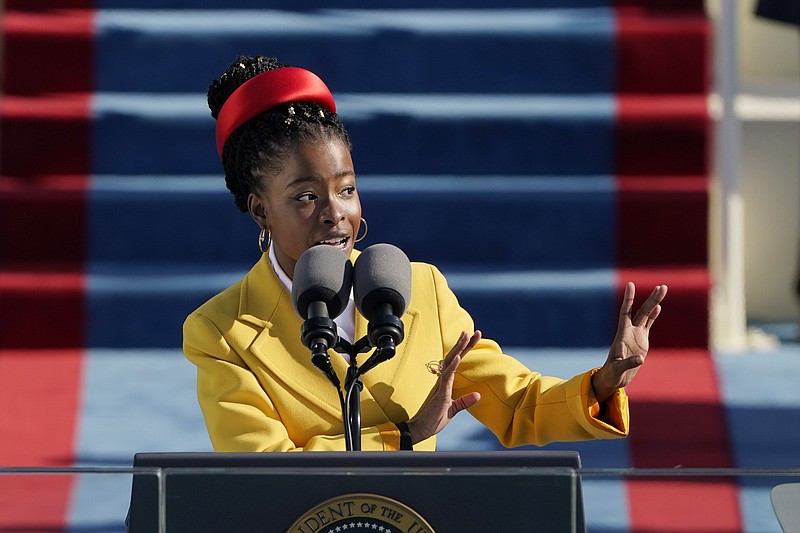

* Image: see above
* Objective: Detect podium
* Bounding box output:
[128,451,585,532]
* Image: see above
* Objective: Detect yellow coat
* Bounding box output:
[183,252,629,452]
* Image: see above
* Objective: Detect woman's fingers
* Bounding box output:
[617,282,635,329]
[619,353,645,370]
[645,304,662,329]
[447,392,481,418]
[631,285,668,328]
[440,330,482,375]
[408,331,483,442]
[620,284,668,329]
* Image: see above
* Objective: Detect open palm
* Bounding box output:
[592,282,668,402]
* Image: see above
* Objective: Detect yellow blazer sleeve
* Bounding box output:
[425,264,629,446]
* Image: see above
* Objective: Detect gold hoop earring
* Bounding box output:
[258,228,271,253]
[355,218,368,243]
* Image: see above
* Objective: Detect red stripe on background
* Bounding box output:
[1,9,94,95]
[624,350,742,532]
[615,0,706,9]
[616,175,708,268]
[0,95,92,178]
[616,269,709,349]
[0,176,87,349]
[0,477,76,531]
[0,350,84,527]
[0,175,88,269]
[615,7,710,95]
[1,4,94,531]
[614,5,711,179]
[5,0,94,8]
[0,272,86,349]
[0,350,83,465]
[624,349,734,467]
[612,14,720,528]
[615,95,711,177]
[627,480,742,533]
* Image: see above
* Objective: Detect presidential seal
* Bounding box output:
[288,493,435,533]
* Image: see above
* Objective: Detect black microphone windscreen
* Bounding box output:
[292,245,353,320]
[353,243,412,320]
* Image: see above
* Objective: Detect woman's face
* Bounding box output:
[251,138,361,279]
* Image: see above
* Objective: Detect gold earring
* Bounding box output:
[258,228,271,253]
[355,218,368,243]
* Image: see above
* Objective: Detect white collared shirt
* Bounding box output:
[268,245,356,359]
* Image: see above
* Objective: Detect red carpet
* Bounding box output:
[0,350,83,529]
[615,3,740,531]
[0,3,93,530]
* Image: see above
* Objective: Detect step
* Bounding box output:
[0,175,88,266]
[4,0,635,9]
[85,263,242,349]
[85,92,706,176]
[87,175,707,270]
[93,0,621,9]
[360,175,708,268]
[0,271,86,349]
[102,93,707,176]
[1,8,93,95]
[0,95,91,177]
[92,9,615,95]
[87,175,615,268]
[91,92,622,176]
[94,0,707,9]
[1,91,709,177]
[617,175,708,267]
[3,7,707,96]
[616,6,709,94]
[84,174,707,267]
[1,174,707,267]
[452,267,708,349]
[76,264,706,349]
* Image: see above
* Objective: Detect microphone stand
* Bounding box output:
[307,314,403,451]
[345,371,362,451]
[334,337,371,451]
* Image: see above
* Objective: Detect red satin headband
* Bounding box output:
[215,67,337,156]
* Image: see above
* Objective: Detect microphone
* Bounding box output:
[292,245,353,387]
[353,244,412,375]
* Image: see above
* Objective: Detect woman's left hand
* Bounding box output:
[592,282,668,402]
[406,330,482,444]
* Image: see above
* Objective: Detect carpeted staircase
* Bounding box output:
[1,1,749,531]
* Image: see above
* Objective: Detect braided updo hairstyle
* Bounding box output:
[208,55,352,212]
